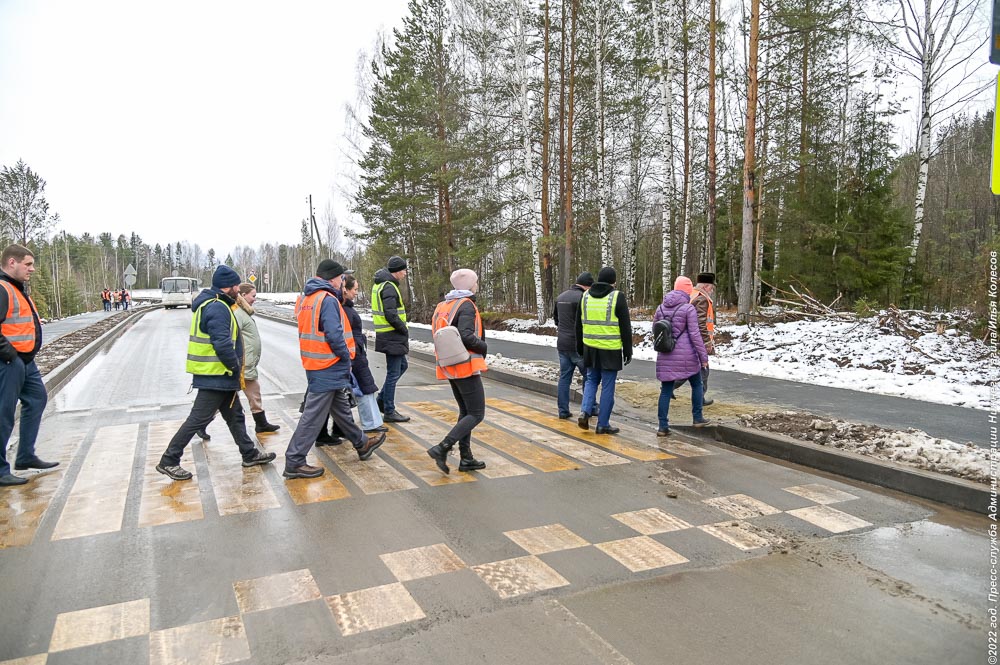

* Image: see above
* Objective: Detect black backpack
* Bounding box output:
[652,306,684,353]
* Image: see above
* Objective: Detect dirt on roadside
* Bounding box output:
[35,311,138,376]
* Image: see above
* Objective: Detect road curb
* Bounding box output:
[256,310,985,512]
[673,422,988,513]
[43,305,163,400]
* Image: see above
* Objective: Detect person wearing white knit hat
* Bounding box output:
[426,268,489,474]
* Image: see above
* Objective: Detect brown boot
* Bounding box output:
[357,431,387,461]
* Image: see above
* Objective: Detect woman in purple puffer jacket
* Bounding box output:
[653,276,710,436]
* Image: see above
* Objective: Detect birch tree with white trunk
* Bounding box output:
[652,0,675,288]
[516,0,546,323]
[870,0,988,281]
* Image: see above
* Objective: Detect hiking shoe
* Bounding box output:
[458,458,486,472]
[383,410,410,423]
[577,413,590,430]
[283,464,324,479]
[156,464,193,481]
[242,451,277,467]
[702,399,715,406]
[595,426,620,435]
[364,425,390,433]
[195,429,211,440]
[693,419,712,428]
[315,435,343,446]
[558,413,572,420]
[657,428,671,437]
[357,432,387,461]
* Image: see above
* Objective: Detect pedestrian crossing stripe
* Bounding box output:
[0,395,710,547]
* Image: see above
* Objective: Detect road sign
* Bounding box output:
[124,274,136,287]
[992,72,1000,195]
[124,263,137,276]
[248,269,256,277]
[248,275,257,283]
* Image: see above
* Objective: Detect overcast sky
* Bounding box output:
[0,0,409,257]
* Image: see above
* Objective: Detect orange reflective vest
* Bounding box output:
[296,291,356,370]
[691,289,715,338]
[432,298,487,380]
[0,281,37,352]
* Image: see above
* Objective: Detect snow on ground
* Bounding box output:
[505,311,992,410]
[261,297,992,410]
[741,411,990,484]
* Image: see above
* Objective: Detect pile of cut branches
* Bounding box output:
[758,281,855,322]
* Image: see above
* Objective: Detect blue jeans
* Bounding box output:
[357,392,383,430]
[582,368,617,428]
[379,354,408,413]
[659,371,704,429]
[557,352,596,417]
[0,359,48,476]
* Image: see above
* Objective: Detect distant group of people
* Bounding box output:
[100,288,131,311]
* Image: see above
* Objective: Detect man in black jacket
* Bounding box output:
[372,256,411,423]
[0,245,56,486]
[553,271,598,419]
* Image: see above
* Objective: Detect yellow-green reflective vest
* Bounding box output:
[372,281,407,333]
[186,298,238,375]
[581,290,622,350]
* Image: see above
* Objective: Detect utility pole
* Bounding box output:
[307,194,324,256]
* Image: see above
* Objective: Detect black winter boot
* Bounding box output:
[458,441,486,472]
[253,411,280,433]
[427,438,455,474]
[316,420,343,446]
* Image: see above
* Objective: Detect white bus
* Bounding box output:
[160,276,201,308]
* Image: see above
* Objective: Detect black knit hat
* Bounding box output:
[387,256,408,272]
[597,267,617,284]
[317,259,346,280]
[696,272,716,285]
[212,265,241,289]
[576,271,594,287]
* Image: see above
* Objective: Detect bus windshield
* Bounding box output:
[161,278,196,294]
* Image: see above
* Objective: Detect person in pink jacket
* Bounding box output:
[653,276,710,436]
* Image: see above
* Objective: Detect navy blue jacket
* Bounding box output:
[191,288,243,391]
[302,277,354,393]
[343,298,379,395]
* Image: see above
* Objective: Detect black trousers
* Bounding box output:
[446,375,485,457]
[160,389,257,466]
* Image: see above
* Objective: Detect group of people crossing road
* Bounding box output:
[0,239,717,487]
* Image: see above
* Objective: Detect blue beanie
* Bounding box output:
[212,265,241,289]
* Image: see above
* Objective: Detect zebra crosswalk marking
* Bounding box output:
[395,403,534,478]
[0,431,85,548]
[201,421,281,516]
[139,420,204,527]
[476,405,629,468]
[486,398,676,462]
[258,415,351,505]
[52,423,139,540]
[380,426,478,486]
[403,400,583,472]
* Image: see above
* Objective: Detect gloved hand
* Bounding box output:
[623,354,632,366]
[0,346,17,364]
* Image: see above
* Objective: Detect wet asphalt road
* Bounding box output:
[0,308,985,664]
